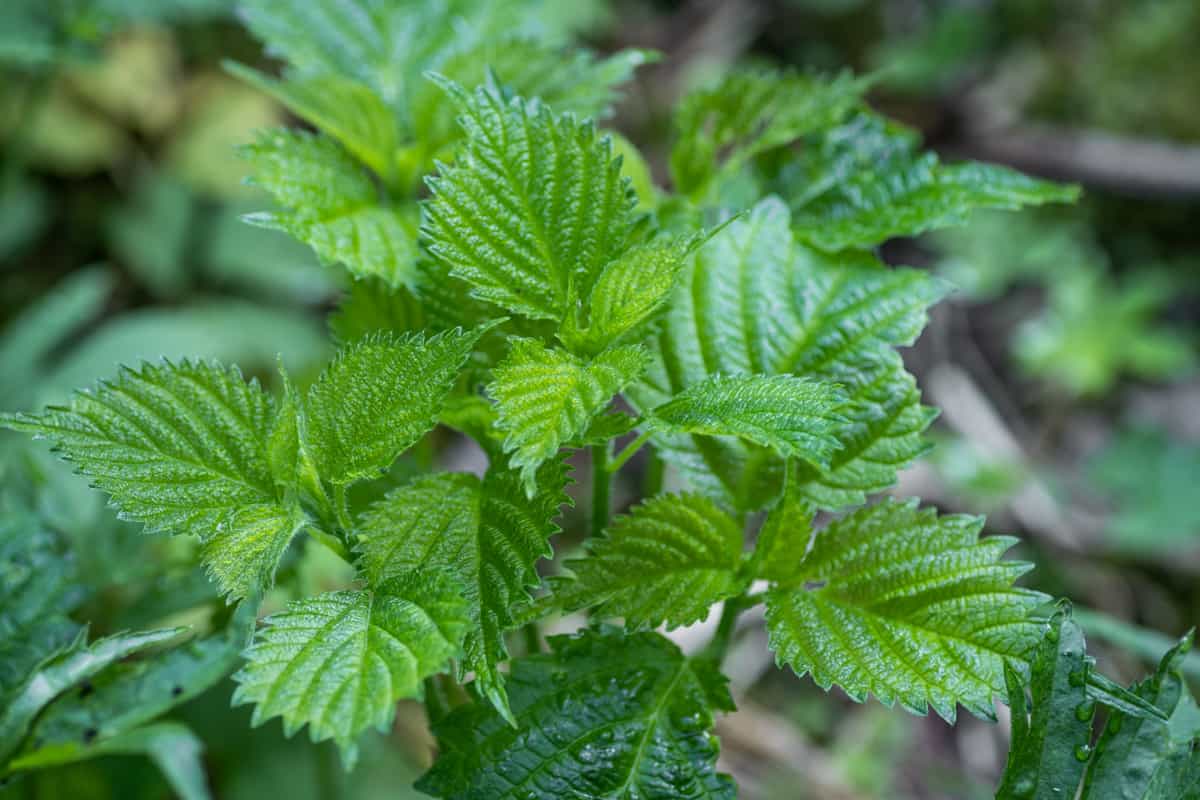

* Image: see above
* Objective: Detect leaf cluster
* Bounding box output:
[0,2,1098,796]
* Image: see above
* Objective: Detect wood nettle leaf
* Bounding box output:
[0,359,277,537]
[422,79,635,322]
[550,493,748,630]
[410,39,652,157]
[354,463,571,721]
[10,599,257,767]
[488,338,648,495]
[0,513,85,707]
[0,627,186,764]
[628,196,946,511]
[304,327,485,485]
[227,64,400,182]
[1081,631,1200,798]
[995,610,1094,799]
[648,374,848,470]
[200,503,307,601]
[417,627,736,800]
[997,609,1200,799]
[764,499,1047,721]
[233,570,469,764]
[780,112,1079,252]
[671,68,869,198]
[240,129,421,287]
[570,234,706,354]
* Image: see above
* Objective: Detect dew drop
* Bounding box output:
[1011,776,1036,797]
[1045,626,1060,643]
[1074,744,1092,762]
[1074,700,1096,721]
[1068,669,1087,688]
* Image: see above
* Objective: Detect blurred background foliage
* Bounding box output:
[1,0,1197,798]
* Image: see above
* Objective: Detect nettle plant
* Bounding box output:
[9,1,1192,797]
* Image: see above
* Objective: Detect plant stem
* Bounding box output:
[642,449,664,497]
[1074,607,1200,681]
[333,483,352,531]
[316,739,343,799]
[607,429,652,474]
[306,525,349,561]
[591,443,611,537]
[423,676,451,725]
[702,597,746,665]
[521,621,541,655]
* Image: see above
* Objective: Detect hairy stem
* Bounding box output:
[591,443,611,537]
[333,483,352,531]
[306,524,349,561]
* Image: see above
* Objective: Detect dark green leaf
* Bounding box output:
[417,627,735,800]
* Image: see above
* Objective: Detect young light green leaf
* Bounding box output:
[671,68,869,198]
[764,499,1046,721]
[417,627,736,800]
[648,374,847,470]
[628,197,945,511]
[423,79,634,321]
[995,610,1093,799]
[354,464,570,721]
[240,129,421,287]
[304,327,483,485]
[782,113,1079,251]
[570,235,699,353]
[748,483,813,585]
[0,359,276,537]
[233,571,469,764]
[356,473,482,587]
[550,493,748,630]
[488,339,647,494]
[200,504,307,601]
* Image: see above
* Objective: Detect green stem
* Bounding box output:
[316,739,342,799]
[702,597,746,665]
[333,483,352,532]
[423,676,451,725]
[591,443,611,537]
[607,429,652,474]
[306,524,349,562]
[1074,607,1200,681]
[743,589,767,608]
[521,621,542,655]
[642,449,664,498]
